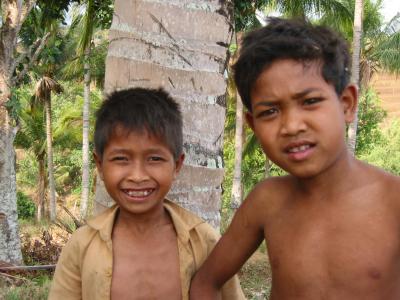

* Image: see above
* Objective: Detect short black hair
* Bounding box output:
[94,87,183,160]
[234,17,351,111]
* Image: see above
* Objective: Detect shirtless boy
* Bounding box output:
[190,18,400,300]
[49,88,244,300]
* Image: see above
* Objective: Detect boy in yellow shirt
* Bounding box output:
[49,88,244,300]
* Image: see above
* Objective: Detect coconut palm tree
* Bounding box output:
[62,0,112,219]
[14,92,47,221]
[96,0,234,227]
[347,0,363,153]
[34,76,63,221]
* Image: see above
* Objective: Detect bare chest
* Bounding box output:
[265,203,400,299]
[111,230,181,300]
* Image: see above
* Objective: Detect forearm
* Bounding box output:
[190,269,222,300]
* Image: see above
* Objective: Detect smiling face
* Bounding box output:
[247,59,357,179]
[94,127,184,217]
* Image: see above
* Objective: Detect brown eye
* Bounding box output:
[149,156,164,162]
[257,108,278,118]
[304,98,322,105]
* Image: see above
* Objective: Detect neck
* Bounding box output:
[115,203,172,236]
[294,148,360,199]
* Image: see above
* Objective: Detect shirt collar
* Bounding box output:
[86,199,204,244]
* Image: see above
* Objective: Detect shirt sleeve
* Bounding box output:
[48,231,83,300]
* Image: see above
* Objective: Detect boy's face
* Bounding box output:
[94,127,184,216]
[246,59,357,178]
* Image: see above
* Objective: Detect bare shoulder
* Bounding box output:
[358,161,400,189]
[356,161,400,211]
[245,175,296,211]
[237,175,296,227]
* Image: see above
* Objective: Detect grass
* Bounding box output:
[0,274,51,300]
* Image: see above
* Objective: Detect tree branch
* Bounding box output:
[12,32,51,85]
[19,0,37,29]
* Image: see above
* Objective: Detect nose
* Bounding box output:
[279,108,307,136]
[127,161,150,182]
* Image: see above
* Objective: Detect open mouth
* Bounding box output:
[287,144,313,153]
[122,189,155,198]
[285,142,316,161]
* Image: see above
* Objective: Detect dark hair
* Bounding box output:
[94,87,183,160]
[233,17,351,111]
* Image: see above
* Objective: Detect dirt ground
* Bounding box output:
[239,248,272,300]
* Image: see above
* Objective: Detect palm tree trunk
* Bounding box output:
[45,97,57,221]
[231,90,243,210]
[37,154,46,221]
[95,0,233,227]
[347,0,363,153]
[80,48,91,219]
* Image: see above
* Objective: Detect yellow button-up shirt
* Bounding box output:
[49,199,245,300]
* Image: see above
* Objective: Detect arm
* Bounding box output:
[190,188,265,300]
[48,233,82,300]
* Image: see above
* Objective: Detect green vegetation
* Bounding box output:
[1,1,400,299]
[0,276,52,300]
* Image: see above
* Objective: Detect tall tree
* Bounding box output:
[0,0,77,263]
[95,0,233,227]
[0,0,36,265]
[347,0,364,153]
[230,90,244,210]
[70,0,112,219]
[34,77,63,220]
[14,92,47,221]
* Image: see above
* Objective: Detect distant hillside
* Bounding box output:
[370,72,400,120]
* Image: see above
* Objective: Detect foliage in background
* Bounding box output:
[359,121,400,175]
[17,191,36,220]
[355,89,387,155]
[15,83,103,206]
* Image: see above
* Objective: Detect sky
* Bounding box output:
[381,0,400,22]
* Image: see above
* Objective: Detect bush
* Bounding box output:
[17,191,36,220]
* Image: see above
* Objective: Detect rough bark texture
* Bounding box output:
[0,0,36,264]
[347,0,363,153]
[231,90,243,210]
[0,107,23,264]
[80,50,91,219]
[37,154,46,221]
[94,0,233,227]
[45,98,56,221]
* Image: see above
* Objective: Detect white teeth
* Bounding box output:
[288,144,310,153]
[125,189,152,197]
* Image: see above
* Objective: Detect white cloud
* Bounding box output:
[381,0,400,22]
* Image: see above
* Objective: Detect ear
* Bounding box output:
[245,112,255,131]
[340,84,358,124]
[174,153,185,176]
[93,151,104,181]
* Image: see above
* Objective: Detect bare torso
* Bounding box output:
[262,166,400,300]
[110,212,181,300]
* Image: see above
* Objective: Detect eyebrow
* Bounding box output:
[254,87,321,108]
[108,147,168,155]
[107,148,130,155]
[292,88,320,99]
